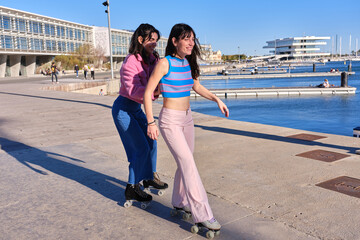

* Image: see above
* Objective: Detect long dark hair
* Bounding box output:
[129,23,160,64]
[165,23,201,79]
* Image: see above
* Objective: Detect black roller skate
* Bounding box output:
[123,183,152,209]
[143,172,168,196]
[170,205,192,221]
[191,217,221,239]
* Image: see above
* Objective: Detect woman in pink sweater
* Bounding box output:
[112,24,168,206]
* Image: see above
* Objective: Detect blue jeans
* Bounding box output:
[51,72,58,82]
[112,95,156,184]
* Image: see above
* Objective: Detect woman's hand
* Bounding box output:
[217,99,229,118]
[147,124,159,140]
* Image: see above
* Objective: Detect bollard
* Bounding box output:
[348,63,352,72]
[313,63,316,72]
[341,72,348,87]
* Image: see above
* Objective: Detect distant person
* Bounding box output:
[74,64,79,77]
[99,89,104,95]
[336,69,339,72]
[317,79,330,88]
[83,64,88,80]
[90,66,95,80]
[50,62,58,84]
[323,79,330,88]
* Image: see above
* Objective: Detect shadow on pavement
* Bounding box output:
[0,91,112,109]
[0,137,126,201]
[0,137,201,236]
[195,124,358,154]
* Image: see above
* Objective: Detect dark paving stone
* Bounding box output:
[316,176,360,198]
[296,149,350,162]
[287,133,326,141]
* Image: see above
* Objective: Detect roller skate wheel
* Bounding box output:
[191,225,199,234]
[182,212,191,220]
[206,230,215,239]
[124,201,132,208]
[170,209,178,216]
[158,190,164,196]
[141,202,149,209]
[215,230,220,236]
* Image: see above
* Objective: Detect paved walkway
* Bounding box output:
[0,78,359,240]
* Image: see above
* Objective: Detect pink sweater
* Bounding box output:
[119,53,158,104]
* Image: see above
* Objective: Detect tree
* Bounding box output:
[54,44,101,70]
[221,54,247,62]
[93,45,106,68]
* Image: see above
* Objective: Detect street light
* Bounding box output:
[102,0,114,79]
[238,46,240,64]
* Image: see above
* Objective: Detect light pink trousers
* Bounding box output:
[159,107,213,223]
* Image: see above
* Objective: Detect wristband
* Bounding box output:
[147,120,156,125]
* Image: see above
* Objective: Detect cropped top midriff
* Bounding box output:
[159,55,194,98]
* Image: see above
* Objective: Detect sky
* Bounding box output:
[2,0,360,56]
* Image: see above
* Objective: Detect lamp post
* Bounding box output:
[238,46,240,64]
[274,39,276,59]
[103,0,114,79]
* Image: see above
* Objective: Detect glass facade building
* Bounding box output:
[0,6,168,78]
[0,8,93,54]
[94,26,167,59]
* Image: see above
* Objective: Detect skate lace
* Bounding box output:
[209,217,217,223]
[153,172,165,185]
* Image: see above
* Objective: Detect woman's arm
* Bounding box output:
[144,58,169,140]
[192,79,229,117]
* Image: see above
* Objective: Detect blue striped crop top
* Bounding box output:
[159,55,194,98]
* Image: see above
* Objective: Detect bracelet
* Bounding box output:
[147,120,156,125]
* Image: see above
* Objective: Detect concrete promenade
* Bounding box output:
[0,78,360,240]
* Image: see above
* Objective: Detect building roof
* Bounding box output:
[0,6,91,28]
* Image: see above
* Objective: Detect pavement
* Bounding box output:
[0,77,359,240]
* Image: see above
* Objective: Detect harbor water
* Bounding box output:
[191,61,360,137]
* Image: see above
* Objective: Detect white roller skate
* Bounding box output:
[191,217,221,239]
[170,206,192,221]
[123,183,152,209]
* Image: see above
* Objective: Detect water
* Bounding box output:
[190,61,360,136]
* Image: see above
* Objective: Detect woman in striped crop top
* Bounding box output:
[144,23,229,232]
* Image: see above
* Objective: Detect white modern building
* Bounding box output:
[0,6,168,78]
[263,36,331,60]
